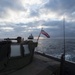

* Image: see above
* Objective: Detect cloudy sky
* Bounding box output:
[0,0,75,39]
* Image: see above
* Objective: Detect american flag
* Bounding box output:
[41,30,50,38]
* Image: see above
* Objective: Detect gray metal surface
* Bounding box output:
[8,53,60,75]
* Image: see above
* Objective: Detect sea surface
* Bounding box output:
[35,38,75,63]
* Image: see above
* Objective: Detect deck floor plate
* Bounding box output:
[0,53,60,75]
[9,53,60,75]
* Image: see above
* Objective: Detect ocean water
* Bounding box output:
[35,38,75,62]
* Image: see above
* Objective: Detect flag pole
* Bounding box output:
[37,28,43,42]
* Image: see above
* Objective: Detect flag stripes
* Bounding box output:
[41,30,50,38]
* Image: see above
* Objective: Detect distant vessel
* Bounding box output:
[28,34,34,39]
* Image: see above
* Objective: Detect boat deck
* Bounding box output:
[7,53,60,75]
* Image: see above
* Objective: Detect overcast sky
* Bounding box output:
[0,0,75,39]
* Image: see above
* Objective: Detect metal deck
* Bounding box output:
[6,53,60,75]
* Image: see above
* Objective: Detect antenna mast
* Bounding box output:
[60,18,66,75]
[63,18,66,58]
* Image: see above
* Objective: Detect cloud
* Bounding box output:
[0,0,24,11]
[0,0,25,18]
[29,9,39,17]
[44,0,75,18]
[0,0,75,38]
[0,27,14,32]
